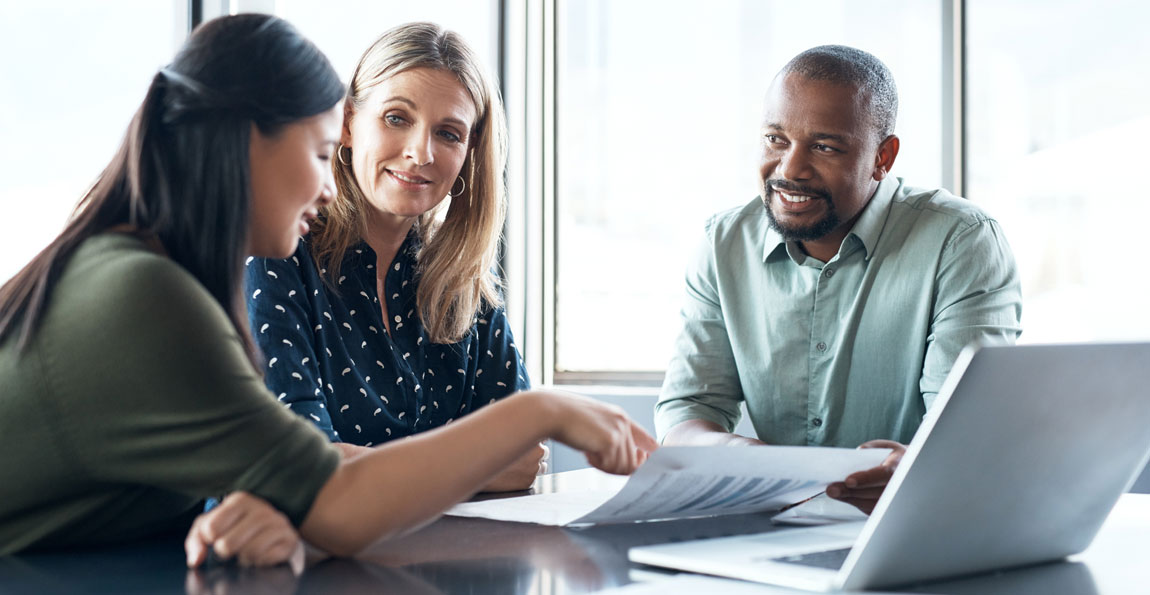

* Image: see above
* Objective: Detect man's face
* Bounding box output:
[758,73,891,246]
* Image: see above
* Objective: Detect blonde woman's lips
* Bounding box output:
[386,169,432,190]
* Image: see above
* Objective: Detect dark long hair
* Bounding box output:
[0,14,344,364]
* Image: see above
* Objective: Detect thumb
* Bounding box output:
[858,439,901,450]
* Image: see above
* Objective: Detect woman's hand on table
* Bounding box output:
[185,491,304,569]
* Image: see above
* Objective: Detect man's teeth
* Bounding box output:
[779,191,810,203]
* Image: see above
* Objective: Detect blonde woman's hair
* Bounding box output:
[312,22,508,344]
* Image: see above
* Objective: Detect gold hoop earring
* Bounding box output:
[337,143,352,166]
[449,175,466,197]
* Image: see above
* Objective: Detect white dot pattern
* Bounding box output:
[245,236,530,445]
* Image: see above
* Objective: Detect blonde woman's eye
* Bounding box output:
[384,114,404,125]
[438,130,462,143]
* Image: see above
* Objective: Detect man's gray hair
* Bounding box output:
[780,45,898,141]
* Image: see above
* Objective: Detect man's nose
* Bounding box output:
[778,147,812,181]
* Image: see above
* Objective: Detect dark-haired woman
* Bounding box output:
[0,13,655,565]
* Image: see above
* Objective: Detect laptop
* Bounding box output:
[629,342,1150,591]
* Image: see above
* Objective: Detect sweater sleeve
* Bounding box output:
[44,250,340,527]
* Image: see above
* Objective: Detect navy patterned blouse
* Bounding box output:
[244,234,530,446]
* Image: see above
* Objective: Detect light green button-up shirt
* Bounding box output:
[655,177,1022,447]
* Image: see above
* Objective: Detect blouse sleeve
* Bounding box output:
[245,248,340,441]
[474,305,531,401]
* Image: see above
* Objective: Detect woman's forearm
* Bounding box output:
[300,390,557,555]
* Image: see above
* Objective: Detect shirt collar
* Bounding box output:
[347,228,420,268]
[761,176,898,264]
[846,176,897,261]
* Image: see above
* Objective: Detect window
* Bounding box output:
[269,0,500,83]
[966,0,1150,342]
[8,1,1137,383]
[0,1,189,282]
[551,0,947,376]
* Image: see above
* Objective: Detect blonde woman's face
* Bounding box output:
[343,67,477,226]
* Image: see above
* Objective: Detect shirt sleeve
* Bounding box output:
[654,222,746,440]
[246,251,339,441]
[475,306,531,400]
[48,252,340,527]
[920,218,1023,409]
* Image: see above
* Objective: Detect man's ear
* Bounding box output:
[873,135,900,181]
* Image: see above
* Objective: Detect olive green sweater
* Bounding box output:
[0,234,339,554]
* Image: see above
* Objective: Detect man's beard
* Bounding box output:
[762,179,839,242]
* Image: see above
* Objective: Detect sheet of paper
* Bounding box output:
[445,479,627,526]
[769,492,869,526]
[445,446,887,526]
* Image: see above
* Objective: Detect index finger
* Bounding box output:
[631,422,658,453]
[185,518,210,568]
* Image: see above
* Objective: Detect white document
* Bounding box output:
[446,446,887,527]
[768,493,870,526]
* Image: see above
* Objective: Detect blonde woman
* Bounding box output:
[245,23,540,491]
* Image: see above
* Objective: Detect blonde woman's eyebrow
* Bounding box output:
[381,95,417,108]
[381,96,471,129]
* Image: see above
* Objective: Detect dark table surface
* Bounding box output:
[3,470,1148,594]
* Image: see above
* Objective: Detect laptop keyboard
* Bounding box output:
[772,547,852,570]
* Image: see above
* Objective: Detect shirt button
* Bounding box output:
[812,418,823,427]
[816,341,827,352]
[824,268,835,278]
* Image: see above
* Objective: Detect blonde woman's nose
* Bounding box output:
[404,129,434,166]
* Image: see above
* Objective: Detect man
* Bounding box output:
[655,45,1022,513]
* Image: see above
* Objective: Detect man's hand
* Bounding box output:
[826,440,906,514]
[482,442,549,492]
